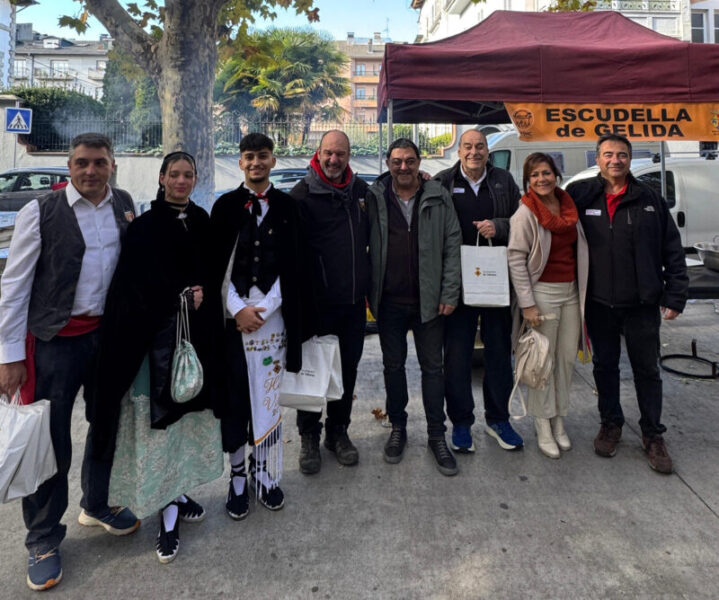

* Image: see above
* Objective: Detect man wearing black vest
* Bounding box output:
[368,138,462,475]
[290,130,370,474]
[211,133,303,517]
[435,129,523,455]
[0,133,140,591]
[566,133,688,474]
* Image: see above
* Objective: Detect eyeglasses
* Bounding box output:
[389,158,418,168]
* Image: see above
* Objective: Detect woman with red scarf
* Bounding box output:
[507,153,588,459]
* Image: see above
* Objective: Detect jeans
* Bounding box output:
[23,331,112,553]
[378,302,447,437]
[585,300,666,439]
[444,303,513,426]
[297,301,366,436]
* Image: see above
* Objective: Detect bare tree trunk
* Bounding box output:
[82,0,226,209]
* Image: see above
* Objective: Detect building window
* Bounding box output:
[356,63,365,75]
[715,13,719,43]
[96,60,107,70]
[356,87,366,99]
[14,59,26,78]
[51,60,69,76]
[692,12,706,43]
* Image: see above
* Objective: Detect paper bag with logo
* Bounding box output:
[460,233,510,307]
[279,335,344,412]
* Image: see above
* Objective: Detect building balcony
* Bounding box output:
[13,69,29,79]
[88,68,106,80]
[352,73,380,84]
[444,0,472,13]
[35,69,72,80]
[354,97,377,107]
[595,0,680,11]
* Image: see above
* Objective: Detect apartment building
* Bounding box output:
[412,0,691,41]
[690,0,719,42]
[12,23,112,99]
[334,32,396,123]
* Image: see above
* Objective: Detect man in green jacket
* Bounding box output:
[367,138,462,476]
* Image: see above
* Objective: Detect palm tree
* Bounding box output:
[216,28,350,145]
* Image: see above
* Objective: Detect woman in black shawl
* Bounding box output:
[93,152,223,564]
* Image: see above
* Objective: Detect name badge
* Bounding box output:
[452,187,465,194]
[585,209,601,216]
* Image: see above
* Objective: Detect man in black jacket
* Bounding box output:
[566,133,688,474]
[290,130,370,474]
[435,129,523,455]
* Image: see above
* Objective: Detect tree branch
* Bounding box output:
[83,0,158,75]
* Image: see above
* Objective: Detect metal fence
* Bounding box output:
[26,119,454,157]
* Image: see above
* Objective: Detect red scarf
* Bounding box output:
[521,187,578,234]
[309,151,353,189]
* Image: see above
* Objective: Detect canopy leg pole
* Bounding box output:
[660,141,667,199]
[387,99,394,146]
[378,122,383,173]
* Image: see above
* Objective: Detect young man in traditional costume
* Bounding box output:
[211,133,303,518]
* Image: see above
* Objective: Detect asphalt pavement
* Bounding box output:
[1,299,718,600]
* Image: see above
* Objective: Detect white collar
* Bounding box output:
[242,182,272,197]
[460,164,487,187]
[65,180,112,207]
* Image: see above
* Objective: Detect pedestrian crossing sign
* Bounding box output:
[5,107,33,134]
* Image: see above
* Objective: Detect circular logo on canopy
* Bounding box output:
[512,109,534,134]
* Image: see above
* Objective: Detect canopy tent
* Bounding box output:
[377,10,719,125]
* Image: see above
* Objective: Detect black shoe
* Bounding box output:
[299,432,321,475]
[156,504,180,564]
[324,426,359,466]
[383,426,407,464]
[250,455,285,511]
[177,495,205,522]
[226,464,250,521]
[428,437,458,476]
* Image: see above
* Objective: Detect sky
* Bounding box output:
[15,0,421,43]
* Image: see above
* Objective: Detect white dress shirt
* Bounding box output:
[0,181,120,363]
[460,164,488,195]
[225,183,283,320]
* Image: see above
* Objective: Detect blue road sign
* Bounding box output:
[5,107,33,134]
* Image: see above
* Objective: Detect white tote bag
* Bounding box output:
[279,335,344,412]
[460,233,510,307]
[0,393,57,503]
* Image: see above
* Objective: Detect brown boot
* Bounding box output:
[643,436,673,474]
[594,423,622,457]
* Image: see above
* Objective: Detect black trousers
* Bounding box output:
[23,331,111,553]
[220,321,254,454]
[585,300,666,439]
[378,302,447,437]
[296,301,366,436]
[444,303,514,426]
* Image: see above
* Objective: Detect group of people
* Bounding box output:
[0,127,688,591]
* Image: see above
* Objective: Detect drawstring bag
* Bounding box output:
[508,315,556,420]
[170,289,204,403]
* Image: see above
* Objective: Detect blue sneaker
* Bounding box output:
[78,506,140,535]
[27,547,62,591]
[450,425,475,453]
[485,421,524,450]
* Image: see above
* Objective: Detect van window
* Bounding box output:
[547,152,565,174]
[636,171,676,208]
[489,149,510,171]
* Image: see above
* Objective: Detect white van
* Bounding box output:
[564,157,719,249]
[486,130,660,187]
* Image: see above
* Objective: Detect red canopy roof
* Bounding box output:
[377,10,719,123]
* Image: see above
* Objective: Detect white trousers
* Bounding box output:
[526,280,581,418]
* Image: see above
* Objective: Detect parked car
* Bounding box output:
[564,156,719,249]
[0,167,70,211]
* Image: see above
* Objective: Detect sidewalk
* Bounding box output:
[1,300,718,599]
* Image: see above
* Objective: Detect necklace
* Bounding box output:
[166,200,190,229]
